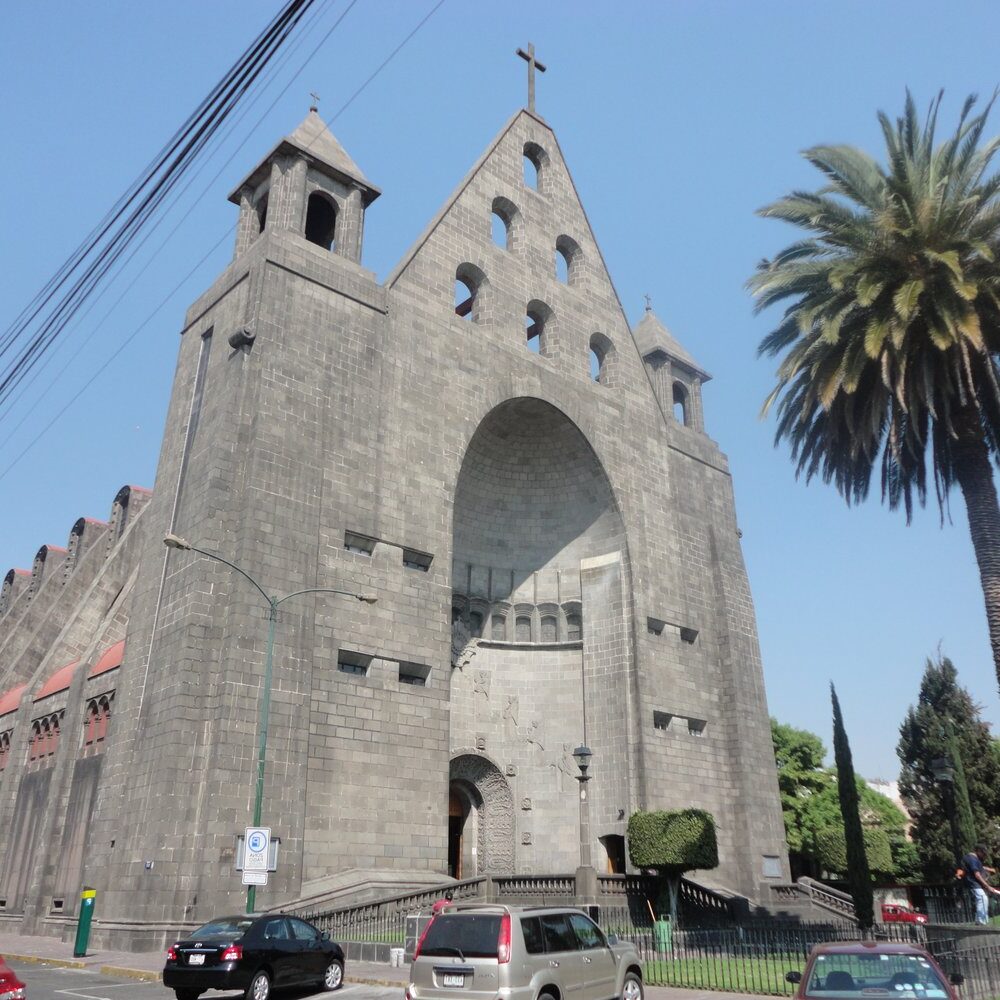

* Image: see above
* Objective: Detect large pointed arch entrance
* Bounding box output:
[448,754,515,877]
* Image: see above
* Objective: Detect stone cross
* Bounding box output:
[309,91,321,112]
[516,43,547,114]
[644,293,653,312]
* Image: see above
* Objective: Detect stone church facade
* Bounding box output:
[0,102,788,948]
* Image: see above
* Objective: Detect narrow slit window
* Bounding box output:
[398,661,430,687]
[491,615,507,641]
[515,615,532,642]
[673,382,689,426]
[344,531,376,556]
[566,613,582,641]
[647,617,666,636]
[653,711,673,731]
[402,548,433,572]
[541,615,557,643]
[338,650,372,676]
[687,718,707,737]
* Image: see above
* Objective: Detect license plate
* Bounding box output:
[442,974,464,987]
[188,954,205,965]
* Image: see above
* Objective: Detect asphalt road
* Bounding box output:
[9,962,404,1000]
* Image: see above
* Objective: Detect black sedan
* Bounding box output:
[162,913,344,1000]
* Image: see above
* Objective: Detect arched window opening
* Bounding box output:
[589,332,614,384]
[525,299,552,355]
[515,615,532,642]
[84,702,99,746]
[305,192,337,251]
[469,611,484,638]
[673,382,689,426]
[490,197,519,252]
[0,731,9,772]
[541,615,557,643]
[28,722,41,761]
[455,264,487,322]
[255,192,268,234]
[491,212,508,248]
[491,615,507,641]
[555,235,581,286]
[96,698,111,743]
[555,249,569,283]
[566,613,582,642]
[523,142,547,192]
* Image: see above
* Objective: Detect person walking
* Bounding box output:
[961,844,1000,924]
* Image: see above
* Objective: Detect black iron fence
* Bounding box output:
[929,936,1000,1000]
[595,915,920,994]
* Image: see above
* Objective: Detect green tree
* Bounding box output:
[815,826,893,878]
[832,685,874,928]
[897,655,1000,878]
[949,729,979,855]
[749,92,1000,692]
[771,718,828,855]
[627,809,718,926]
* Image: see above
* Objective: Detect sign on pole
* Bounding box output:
[244,827,270,873]
[242,870,268,886]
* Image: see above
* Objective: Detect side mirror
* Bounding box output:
[786,972,802,984]
[950,974,965,986]
[321,931,330,941]
[607,933,619,946]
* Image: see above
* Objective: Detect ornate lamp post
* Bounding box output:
[930,755,960,865]
[163,533,376,912]
[573,744,596,906]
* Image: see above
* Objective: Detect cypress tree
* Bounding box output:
[950,729,978,858]
[831,684,874,928]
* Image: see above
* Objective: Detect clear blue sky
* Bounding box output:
[2,1,999,779]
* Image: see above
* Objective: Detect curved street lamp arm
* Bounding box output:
[275,587,377,606]
[184,544,273,608]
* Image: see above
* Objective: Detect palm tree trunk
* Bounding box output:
[952,418,1000,695]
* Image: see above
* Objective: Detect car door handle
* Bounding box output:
[582,957,592,963]
[549,961,559,967]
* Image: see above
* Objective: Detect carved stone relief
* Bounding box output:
[452,617,479,668]
[450,753,515,874]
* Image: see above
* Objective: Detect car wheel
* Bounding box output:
[323,958,344,990]
[246,969,271,1000]
[622,973,644,1000]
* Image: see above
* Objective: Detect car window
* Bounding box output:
[190,917,254,939]
[805,953,948,999]
[262,918,290,941]
[569,913,606,950]
[521,916,545,955]
[290,918,319,942]
[420,914,501,958]
[540,913,578,953]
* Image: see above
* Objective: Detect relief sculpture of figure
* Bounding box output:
[452,615,478,668]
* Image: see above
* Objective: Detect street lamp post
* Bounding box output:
[163,533,376,913]
[930,755,960,865]
[573,745,597,906]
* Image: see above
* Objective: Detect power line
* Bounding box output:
[0,0,448,485]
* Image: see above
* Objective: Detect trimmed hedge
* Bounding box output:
[814,825,892,876]
[627,809,719,871]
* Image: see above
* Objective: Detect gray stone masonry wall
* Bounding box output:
[0,105,789,945]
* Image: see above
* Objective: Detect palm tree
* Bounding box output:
[750,92,1000,692]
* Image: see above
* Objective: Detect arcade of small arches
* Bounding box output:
[10,693,114,773]
[452,596,583,646]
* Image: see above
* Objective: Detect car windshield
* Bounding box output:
[805,953,948,998]
[189,917,254,940]
[420,914,501,958]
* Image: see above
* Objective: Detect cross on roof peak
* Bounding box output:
[516,43,547,114]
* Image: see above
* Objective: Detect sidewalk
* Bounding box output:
[0,929,773,1000]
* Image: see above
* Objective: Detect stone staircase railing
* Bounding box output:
[795,876,858,921]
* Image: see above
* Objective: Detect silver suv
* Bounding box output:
[406,904,643,1000]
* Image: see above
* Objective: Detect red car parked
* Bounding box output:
[786,941,962,1000]
[881,902,929,925]
[0,955,26,1000]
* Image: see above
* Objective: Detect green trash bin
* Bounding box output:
[653,916,672,953]
[73,888,96,957]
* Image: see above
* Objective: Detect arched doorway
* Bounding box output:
[448,754,515,876]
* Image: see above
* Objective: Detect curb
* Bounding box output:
[99,964,160,982]
[352,976,408,989]
[2,952,88,969]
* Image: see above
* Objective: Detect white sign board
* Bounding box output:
[242,870,268,886]
[244,827,271,872]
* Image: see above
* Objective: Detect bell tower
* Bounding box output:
[228,106,380,263]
